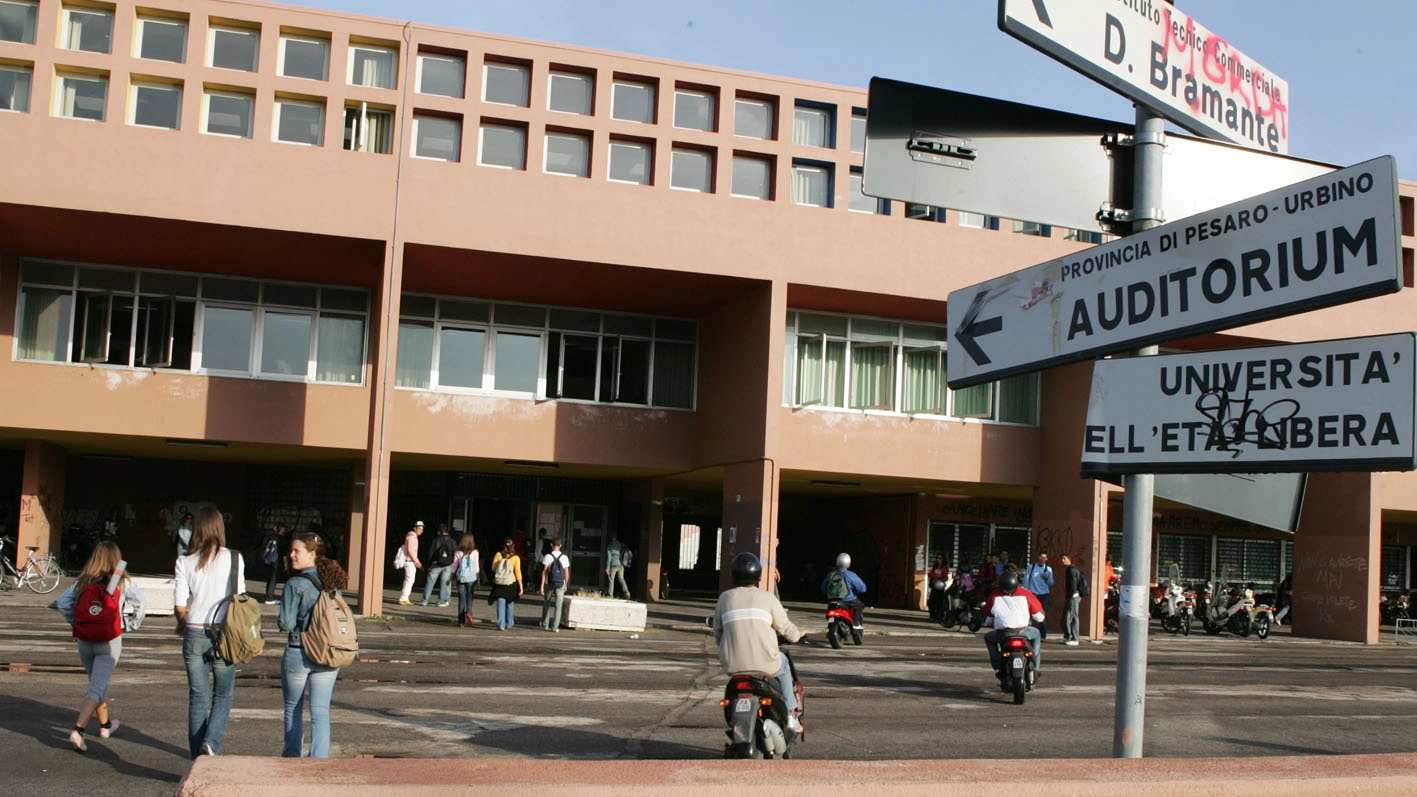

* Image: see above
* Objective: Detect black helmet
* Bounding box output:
[731,552,763,586]
[999,569,1021,593]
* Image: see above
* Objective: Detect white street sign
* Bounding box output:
[946,156,1401,388]
[1000,0,1290,153]
[1081,333,1417,475]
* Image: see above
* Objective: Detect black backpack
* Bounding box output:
[431,536,454,568]
[546,553,567,588]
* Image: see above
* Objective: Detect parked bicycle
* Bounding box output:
[1,537,63,593]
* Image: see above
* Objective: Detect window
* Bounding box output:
[996,371,1039,424]
[731,154,770,200]
[1013,219,1051,237]
[130,80,180,129]
[203,89,253,138]
[411,114,460,161]
[260,310,311,376]
[417,51,464,98]
[437,327,485,389]
[279,34,329,81]
[209,25,258,72]
[848,169,884,214]
[792,161,830,207]
[483,61,528,106]
[477,121,524,169]
[611,79,654,123]
[0,63,31,112]
[850,108,866,154]
[607,139,650,185]
[793,103,833,148]
[348,43,396,89]
[0,1,37,44]
[670,148,712,192]
[1065,228,1104,244]
[198,306,253,372]
[274,97,323,146]
[673,88,715,131]
[906,203,945,222]
[63,5,112,53]
[734,96,772,139]
[544,130,589,177]
[134,15,186,62]
[343,102,392,153]
[54,71,106,121]
[493,331,541,393]
[548,70,592,115]
[958,211,999,230]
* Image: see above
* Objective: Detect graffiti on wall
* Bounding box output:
[1299,551,1368,626]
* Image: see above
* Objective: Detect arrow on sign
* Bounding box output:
[954,290,1003,366]
[1029,0,1053,27]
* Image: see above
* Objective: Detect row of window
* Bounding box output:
[783,311,1039,424]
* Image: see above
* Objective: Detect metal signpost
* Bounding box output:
[1082,333,1417,476]
[999,0,1291,153]
[946,157,1402,388]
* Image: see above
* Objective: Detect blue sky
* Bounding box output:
[289,0,1415,179]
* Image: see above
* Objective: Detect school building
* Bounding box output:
[1,0,1414,641]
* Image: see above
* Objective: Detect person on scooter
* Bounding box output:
[984,566,1046,683]
[926,553,950,622]
[820,553,868,628]
[714,552,806,732]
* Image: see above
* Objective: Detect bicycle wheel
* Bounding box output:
[29,558,62,594]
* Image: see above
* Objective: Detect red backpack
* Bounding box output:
[72,583,122,642]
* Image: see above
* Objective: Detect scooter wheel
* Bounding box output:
[1013,677,1027,705]
[1254,617,1270,639]
[851,628,864,646]
[1205,622,1222,636]
[1181,618,1191,637]
[828,622,845,649]
[968,618,982,633]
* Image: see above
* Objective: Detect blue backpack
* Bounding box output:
[456,553,478,584]
[546,553,567,588]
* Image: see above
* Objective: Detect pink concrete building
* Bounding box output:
[1,0,1414,640]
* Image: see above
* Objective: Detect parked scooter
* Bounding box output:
[1202,580,1256,637]
[1159,581,1194,636]
[1381,592,1411,625]
[826,600,863,648]
[941,583,986,633]
[996,628,1038,705]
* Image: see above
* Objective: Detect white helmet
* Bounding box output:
[835,552,852,569]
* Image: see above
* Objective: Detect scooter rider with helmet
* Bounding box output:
[984,565,1046,683]
[820,553,868,628]
[715,552,806,732]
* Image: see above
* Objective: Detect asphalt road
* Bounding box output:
[3,596,1417,797]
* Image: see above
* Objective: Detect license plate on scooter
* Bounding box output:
[735,697,753,712]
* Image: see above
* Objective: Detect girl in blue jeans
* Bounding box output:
[174,507,242,758]
[278,532,348,757]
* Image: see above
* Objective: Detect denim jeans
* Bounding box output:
[540,586,566,629]
[606,565,629,598]
[496,597,517,629]
[1064,594,1081,641]
[1034,594,1049,639]
[422,565,451,604]
[773,652,798,715]
[458,581,476,621]
[281,645,338,758]
[183,628,236,758]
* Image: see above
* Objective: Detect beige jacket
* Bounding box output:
[715,586,803,675]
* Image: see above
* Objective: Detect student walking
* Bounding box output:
[539,538,571,632]
[452,534,480,627]
[174,506,244,758]
[277,532,349,758]
[396,521,423,605]
[56,541,147,752]
[420,523,456,607]
[489,538,523,630]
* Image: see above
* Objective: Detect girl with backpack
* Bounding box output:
[277,532,349,758]
[488,537,523,630]
[56,541,147,752]
[452,534,480,628]
[174,506,243,758]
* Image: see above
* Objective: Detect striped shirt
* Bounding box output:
[714,586,803,675]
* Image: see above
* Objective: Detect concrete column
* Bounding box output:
[345,464,368,593]
[1292,472,1379,643]
[720,460,777,592]
[19,440,66,554]
[356,236,401,617]
[625,478,665,601]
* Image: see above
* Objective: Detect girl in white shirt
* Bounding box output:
[173,507,243,758]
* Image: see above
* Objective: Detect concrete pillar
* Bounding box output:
[356,236,401,617]
[625,478,665,601]
[1292,472,1379,643]
[720,460,776,592]
[345,464,368,593]
[19,440,66,555]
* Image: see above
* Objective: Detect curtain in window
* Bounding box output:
[792,167,826,206]
[902,349,941,414]
[652,340,694,408]
[997,371,1039,424]
[952,382,993,418]
[18,288,72,361]
[358,50,394,88]
[793,109,825,146]
[395,321,432,388]
[364,109,393,153]
[822,340,845,406]
[316,313,365,383]
[850,343,892,409]
[795,336,823,405]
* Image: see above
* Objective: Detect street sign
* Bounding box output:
[999,0,1290,153]
[1081,333,1417,475]
[863,79,1331,235]
[946,156,1402,388]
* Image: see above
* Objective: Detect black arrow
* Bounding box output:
[954,290,1003,366]
[1030,0,1053,28]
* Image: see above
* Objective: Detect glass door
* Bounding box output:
[567,504,607,589]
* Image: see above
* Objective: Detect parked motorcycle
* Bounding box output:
[1202,580,1256,637]
[996,628,1038,705]
[941,584,986,633]
[1159,581,1194,636]
[826,600,863,648]
[1380,592,1411,625]
[719,650,804,759]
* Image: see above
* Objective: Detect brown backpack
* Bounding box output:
[295,574,358,668]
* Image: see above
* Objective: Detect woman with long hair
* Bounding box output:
[173,506,244,758]
[55,541,146,752]
[488,537,523,630]
[452,534,479,628]
[277,532,348,757]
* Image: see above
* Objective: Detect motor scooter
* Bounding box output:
[996,628,1037,705]
[941,583,985,632]
[1159,581,1193,636]
[1203,580,1256,637]
[826,600,863,648]
[708,617,806,760]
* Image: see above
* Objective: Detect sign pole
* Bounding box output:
[1112,108,1164,758]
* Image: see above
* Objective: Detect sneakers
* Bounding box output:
[99,720,120,739]
[398,599,412,605]
[787,714,803,733]
[1064,639,1079,646]
[264,599,279,605]
[68,729,87,752]
[201,743,217,756]
[419,600,429,606]
[437,602,449,607]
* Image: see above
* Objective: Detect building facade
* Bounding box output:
[2,0,1415,641]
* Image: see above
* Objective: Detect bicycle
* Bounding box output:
[1,537,63,593]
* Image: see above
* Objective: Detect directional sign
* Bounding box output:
[946,156,1401,389]
[1081,333,1417,476]
[1000,0,1291,153]
[862,78,1330,235]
